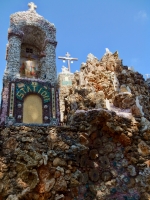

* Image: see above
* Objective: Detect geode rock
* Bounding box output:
[101,135,109,143]
[54,176,67,191]
[127,165,136,176]
[37,165,50,181]
[138,141,150,156]
[36,178,55,193]
[93,138,102,147]
[99,148,105,155]
[103,142,115,154]
[70,178,80,187]
[108,153,115,159]
[115,151,123,161]
[79,172,89,184]
[99,156,110,168]
[79,133,89,145]
[119,133,131,146]
[101,171,112,182]
[3,137,18,153]
[80,155,88,167]
[89,169,99,182]
[16,162,27,173]
[18,169,39,189]
[16,150,38,167]
[53,158,67,167]
[89,149,99,160]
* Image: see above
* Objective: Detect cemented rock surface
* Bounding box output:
[0,105,150,199]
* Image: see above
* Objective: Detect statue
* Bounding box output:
[61,66,70,74]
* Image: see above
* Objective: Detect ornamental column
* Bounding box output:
[4,28,23,80]
[40,38,57,84]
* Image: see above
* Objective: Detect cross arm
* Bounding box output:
[58,56,67,60]
[58,57,78,61]
[69,58,78,61]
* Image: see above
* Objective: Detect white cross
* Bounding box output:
[58,52,78,72]
[28,2,37,11]
[66,52,70,57]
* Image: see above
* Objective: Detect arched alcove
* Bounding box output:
[19,25,46,78]
[21,25,46,50]
[23,94,43,123]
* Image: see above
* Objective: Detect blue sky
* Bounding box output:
[0,0,150,92]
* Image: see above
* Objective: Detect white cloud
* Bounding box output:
[135,10,148,21]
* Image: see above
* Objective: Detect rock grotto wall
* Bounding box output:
[1,107,150,199]
[61,50,150,124]
[1,50,150,199]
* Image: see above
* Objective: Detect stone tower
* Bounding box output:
[0,2,60,126]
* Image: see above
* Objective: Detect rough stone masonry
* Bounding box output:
[1,50,150,199]
[1,2,150,200]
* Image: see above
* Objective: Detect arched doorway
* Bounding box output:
[23,94,43,123]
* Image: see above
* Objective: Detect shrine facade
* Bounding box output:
[0,2,60,126]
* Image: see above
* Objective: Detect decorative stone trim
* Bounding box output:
[2,79,59,126]
[0,86,9,125]
[8,28,24,40]
[44,38,57,47]
[10,10,56,37]
[5,116,15,126]
[56,90,60,125]
[51,87,56,119]
[9,83,15,117]
[14,79,51,124]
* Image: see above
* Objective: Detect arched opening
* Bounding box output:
[19,25,46,78]
[23,94,43,123]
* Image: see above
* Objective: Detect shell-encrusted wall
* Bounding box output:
[0,3,59,126]
[4,4,57,82]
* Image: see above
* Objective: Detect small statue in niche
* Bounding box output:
[61,66,70,74]
[30,65,36,76]
[20,60,38,78]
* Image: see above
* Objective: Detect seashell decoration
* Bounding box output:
[44,116,48,120]
[115,151,124,161]
[17,115,22,119]
[17,103,22,108]
[44,105,48,109]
